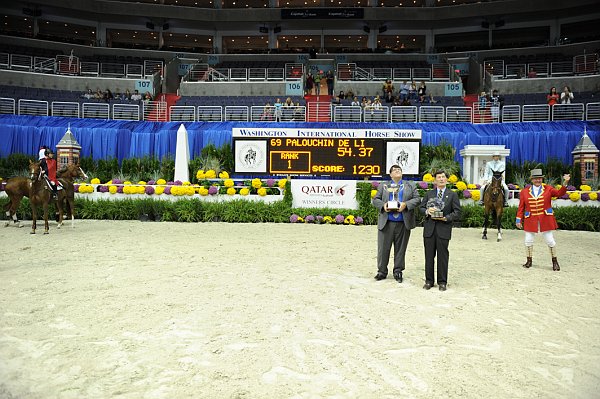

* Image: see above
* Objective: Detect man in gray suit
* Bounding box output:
[419,170,461,291]
[372,165,422,283]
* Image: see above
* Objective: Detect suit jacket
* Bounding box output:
[516,184,566,232]
[372,180,421,231]
[420,187,461,240]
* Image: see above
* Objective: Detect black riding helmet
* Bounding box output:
[44,148,54,156]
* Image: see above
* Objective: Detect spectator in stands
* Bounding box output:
[547,87,559,106]
[409,80,417,100]
[418,81,427,103]
[339,90,346,100]
[479,91,488,109]
[351,97,360,106]
[143,91,152,103]
[314,72,322,95]
[305,73,314,95]
[527,67,537,78]
[393,97,401,107]
[260,102,274,121]
[274,98,283,121]
[346,88,354,99]
[104,89,114,102]
[360,97,368,108]
[382,79,394,98]
[309,46,317,59]
[94,88,104,100]
[292,102,303,121]
[332,96,342,106]
[326,70,334,96]
[83,89,94,100]
[284,97,293,107]
[560,86,574,104]
[490,89,504,121]
[399,81,410,100]
[130,90,142,102]
[114,89,123,101]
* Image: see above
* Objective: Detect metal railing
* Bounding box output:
[333,105,362,122]
[169,105,196,122]
[51,101,79,118]
[113,104,140,121]
[3,95,599,123]
[485,53,598,79]
[82,102,110,119]
[143,100,167,121]
[0,97,15,114]
[225,106,249,122]
[390,106,417,122]
[18,99,48,116]
[446,106,472,123]
[198,106,223,122]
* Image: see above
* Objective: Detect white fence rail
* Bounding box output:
[18,99,48,116]
[51,101,79,118]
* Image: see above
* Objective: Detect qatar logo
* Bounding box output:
[335,184,347,196]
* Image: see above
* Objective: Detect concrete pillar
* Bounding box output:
[425,29,434,53]
[96,22,107,47]
[549,18,560,46]
[213,31,222,54]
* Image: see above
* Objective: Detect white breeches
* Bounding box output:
[524,231,556,247]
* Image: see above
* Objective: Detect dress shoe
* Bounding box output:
[439,284,447,291]
[423,282,433,290]
[393,272,403,283]
[374,273,386,281]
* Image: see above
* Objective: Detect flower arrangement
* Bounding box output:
[470,190,480,201]
[289,213,364,225]
[580,185,592,191]
[423,173,434,183]
[448,174,458,183]
[455,181,467,191]
[569,192,581,202]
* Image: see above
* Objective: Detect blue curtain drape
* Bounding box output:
[1,115,598,165]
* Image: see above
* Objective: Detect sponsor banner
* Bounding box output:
[291,179,358,209]
[282,8,364,19]
[235,140,267,173]
[386,141,420,175]
[232,128,422,139]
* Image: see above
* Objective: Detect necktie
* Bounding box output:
[438,189,443,200]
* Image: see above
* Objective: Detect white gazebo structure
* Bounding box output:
[459,145,510,184]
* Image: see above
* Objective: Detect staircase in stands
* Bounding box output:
[304,94,332,122]
[147,93,180,122]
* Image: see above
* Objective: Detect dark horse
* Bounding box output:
[27,160,63,234]
[4,163,85,228]
[482,172,505,242]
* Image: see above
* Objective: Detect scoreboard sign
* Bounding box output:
[232,128,421,176]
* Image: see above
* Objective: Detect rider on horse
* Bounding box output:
[478,151,509,207]
[39,148,60,199]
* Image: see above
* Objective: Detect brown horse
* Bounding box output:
[482,172,505,242]
[56,163,88,227]
[4,163,85,228]
[27,160,63,234]
[4,176,30,227]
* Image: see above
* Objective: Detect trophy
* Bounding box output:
[383,183,401,211]
[426,198,445,219]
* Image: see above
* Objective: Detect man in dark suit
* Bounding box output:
[419,170,461,291]
[372,165,422,283]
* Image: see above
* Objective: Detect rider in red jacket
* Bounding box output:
[40,148,59,199]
